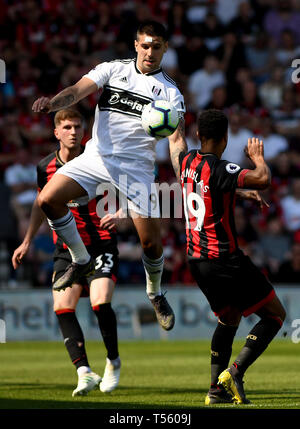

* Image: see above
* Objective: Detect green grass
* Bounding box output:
[0,339,299,410]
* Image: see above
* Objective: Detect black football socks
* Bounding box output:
[55,309,90,369]
[210,322,238,386]
[232,316,283,376]
[93,303,119,361]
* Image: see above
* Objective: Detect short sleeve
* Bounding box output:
[168,87,186,114]
[82,62,113,89]
[213,160,249,192]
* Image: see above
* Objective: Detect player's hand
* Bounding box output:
[246,190,269,211]
[32,97,52,113]
[12,242,30,269]
[245,137,265,164]
[100,213,120,230]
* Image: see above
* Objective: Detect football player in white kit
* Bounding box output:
[32,20,187,334]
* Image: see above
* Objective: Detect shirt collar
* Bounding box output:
[134,59,162,76]
[197,151,218,159]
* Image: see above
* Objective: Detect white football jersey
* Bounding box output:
[83,58,185,165]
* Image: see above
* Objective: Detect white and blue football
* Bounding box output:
[141,100,179,140]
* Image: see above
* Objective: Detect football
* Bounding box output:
[141,100,179,139]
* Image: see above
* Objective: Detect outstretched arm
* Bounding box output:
[32,77,98,113]
[12,197,47,269]
[168,114,187,182]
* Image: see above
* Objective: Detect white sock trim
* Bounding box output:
[107,356,121,368]
[77,366,91,376]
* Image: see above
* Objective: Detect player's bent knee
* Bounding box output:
[90,278,115,306]
[53,303,76,312]
[36,192,45,209]
[261,296,286,323]
[140,237,156,249]
[141,240,163,258]
[219,309,242,326]
[90,292,112,307]
[53,286,82,312]
[38,191,56,211]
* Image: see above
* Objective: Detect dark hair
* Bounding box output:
[197,109,228,143]
[136,20,168,41]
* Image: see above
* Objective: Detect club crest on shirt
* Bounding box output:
[152,85,162,96]
[225,163,240,174]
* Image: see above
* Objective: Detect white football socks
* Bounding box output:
[142,253,164,300]
[77,366,91,376]
[48,211,90,264]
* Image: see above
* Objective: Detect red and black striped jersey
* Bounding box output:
[37,149,117,251]
[179,150,249,260]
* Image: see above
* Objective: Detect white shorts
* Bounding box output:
[56,146,160,218]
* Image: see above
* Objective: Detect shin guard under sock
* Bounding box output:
[55,309,90,369]
[210,322,238,386]
[93,303,119,361]
[233,316,283,375]
[142,253,164,299]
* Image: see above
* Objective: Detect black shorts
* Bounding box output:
[189,250,275,317]
[52,244,119,297]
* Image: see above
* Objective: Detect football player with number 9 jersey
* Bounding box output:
[179,109,286,405]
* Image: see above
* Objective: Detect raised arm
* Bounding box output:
[241,137,271,190]
[12,197,47,269]
[32,77,98,113]
[168,114,188,182]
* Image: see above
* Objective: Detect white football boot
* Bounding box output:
[100,357,121,393]
[72,371,102,397]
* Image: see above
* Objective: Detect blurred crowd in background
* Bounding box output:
[1,0,300,288]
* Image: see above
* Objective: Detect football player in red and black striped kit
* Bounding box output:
[179,109,286,405]
[12,109,121,396]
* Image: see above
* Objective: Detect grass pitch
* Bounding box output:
[0,339,299,410]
